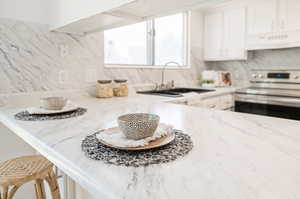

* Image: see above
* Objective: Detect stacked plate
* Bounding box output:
[96,113,175,151]
[27,97,79,115]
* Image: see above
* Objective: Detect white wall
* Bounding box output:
[0,0,52,24]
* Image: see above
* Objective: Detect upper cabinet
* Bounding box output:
[279,0,300,32]
[223,8,247,59]
[204,12,223,60]
[246,0,300,50]
[50,0,230,35]
[203,0,300,60]
[247,0,277,35]
[204,7,247,61]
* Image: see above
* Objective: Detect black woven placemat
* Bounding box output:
[14,108,87,121]
[81,130,193,167]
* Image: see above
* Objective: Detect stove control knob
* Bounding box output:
[252,74,258,79]
[258,74,264,78]
[294,75,299,79]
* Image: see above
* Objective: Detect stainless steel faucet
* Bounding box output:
[156,61,180,90]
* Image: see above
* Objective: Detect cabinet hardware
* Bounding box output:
[209,104,216,108]
[280,20,285,30]
[271,20,275,32]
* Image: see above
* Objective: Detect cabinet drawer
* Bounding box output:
[200,94,234,110]
[218,95,234,110]
[201,98,220,109]
[170,94,234,111]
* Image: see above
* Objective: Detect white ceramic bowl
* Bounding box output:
[40,97,68,110]
[118,113,160,140]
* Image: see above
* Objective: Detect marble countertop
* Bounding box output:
[1,89,300,199]
[0,86,235,109]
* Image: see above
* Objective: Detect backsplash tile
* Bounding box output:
[0,18,204,98]
[207,48,300,87]
[0,18,104,94]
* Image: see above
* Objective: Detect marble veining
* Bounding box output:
[0,19,103,93]
[0,18,204,100]
[1,94,300,199]
[207,48,300,86]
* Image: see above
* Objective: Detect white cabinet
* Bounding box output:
[223,8,247,59]
[193,94,234,110]
[247,0,277,35]
[168,94,234,111]
[204,12,223,60]
[204,7,247,61]
[246,0,300,50]
[279,0,300,32]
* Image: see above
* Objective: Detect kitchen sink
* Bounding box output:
[137,88,215,97]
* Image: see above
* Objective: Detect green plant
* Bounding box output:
[201,80,215,84]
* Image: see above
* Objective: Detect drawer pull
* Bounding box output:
[209,104,216,108]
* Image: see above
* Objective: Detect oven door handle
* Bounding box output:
[235,95,300,107]
[267,98,300,104]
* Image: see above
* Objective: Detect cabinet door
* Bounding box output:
[279,0,300,32]
[200,97,220,109]
[204,12,223,60]
[218,94,234,110]
[247,0,277,35]
[223,8,246,59]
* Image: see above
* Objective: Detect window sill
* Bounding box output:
[104,64,191,69]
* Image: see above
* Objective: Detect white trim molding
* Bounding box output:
[104,64,191,69]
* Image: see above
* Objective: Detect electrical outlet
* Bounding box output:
[85,69,97,83]
[59,44,69,57]
[59,70,68,84]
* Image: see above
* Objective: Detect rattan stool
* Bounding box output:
[0,155,61,199]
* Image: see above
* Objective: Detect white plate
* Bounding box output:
[27,103,79,115]
[97,125,175,151]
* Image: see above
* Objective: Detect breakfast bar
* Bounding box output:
[1,95,300,199]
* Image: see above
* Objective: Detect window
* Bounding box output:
[104,12,189,67]
[104,22,148,65]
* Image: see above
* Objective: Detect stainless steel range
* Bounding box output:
[235,69,300,120]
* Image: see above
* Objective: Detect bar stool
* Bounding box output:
[0,155,61,199]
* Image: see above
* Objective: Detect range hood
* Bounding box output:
[50,0,229,35]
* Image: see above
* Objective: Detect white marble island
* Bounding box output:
[1,95,300,199]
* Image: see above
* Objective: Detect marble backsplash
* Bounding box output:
[0,18,204,100]
[207,48,300,87]
[0,18,104,94]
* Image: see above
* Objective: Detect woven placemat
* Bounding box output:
[14,108,87,121]
[81,130,193,167]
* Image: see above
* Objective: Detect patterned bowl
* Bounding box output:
[40,97,68,110]
[118,113,160,140]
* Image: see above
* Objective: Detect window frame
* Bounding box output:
[104,11,191,69]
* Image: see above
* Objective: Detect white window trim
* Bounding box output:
[104,64,191,69]
[104,12,191,69]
